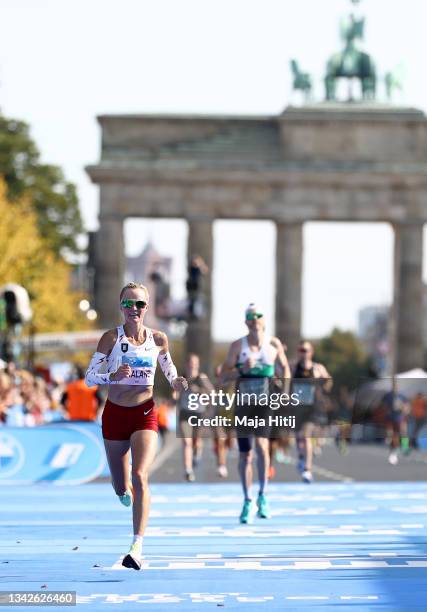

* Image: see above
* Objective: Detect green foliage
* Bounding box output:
[0,180,91,333]
[314,327,373,391]
[0,115,83,256]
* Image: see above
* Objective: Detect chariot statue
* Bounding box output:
[325,0,376,101]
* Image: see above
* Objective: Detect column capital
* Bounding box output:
[187,214,215,223]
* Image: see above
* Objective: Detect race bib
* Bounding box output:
[121,355,153,383]
[239,377,270,402]
[293,381,316,406]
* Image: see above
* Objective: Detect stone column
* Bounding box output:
[393,222,424,373]
[185,217,213,374]
[275,222,303,360]
[94,216,126,328]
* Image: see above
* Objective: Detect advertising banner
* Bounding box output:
[0,422,108,485]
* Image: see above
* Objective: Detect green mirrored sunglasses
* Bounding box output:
[246,312,263,320]
[120,299,147,309]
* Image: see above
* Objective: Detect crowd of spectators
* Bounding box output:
[0,361,103,426]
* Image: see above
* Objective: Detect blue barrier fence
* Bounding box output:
[0,422,109,484]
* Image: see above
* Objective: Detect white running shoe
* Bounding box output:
[122,541,142,571]
[302,470,313,483]
[218,465,228,478]
[388,452,399,466]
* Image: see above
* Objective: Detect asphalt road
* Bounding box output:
[151,434,427,483]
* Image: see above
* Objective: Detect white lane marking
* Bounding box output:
[311,465,354,483]
[293,562,332,569]
[286,596,329,600]
[285,456,354,482]
[349,561,390,568]
[95,557,427,571]
[77,593,381,604]
[341,596,379,600]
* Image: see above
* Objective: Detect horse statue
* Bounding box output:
[325,12,376,101]
[290,59,312,101]
[385,68,404,101]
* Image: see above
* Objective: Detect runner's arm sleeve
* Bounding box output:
[85,352,112,386]
[158,351,178,386]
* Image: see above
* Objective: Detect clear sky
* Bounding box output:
[1,0,426,341]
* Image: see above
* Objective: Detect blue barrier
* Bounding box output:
[0,422,108,484]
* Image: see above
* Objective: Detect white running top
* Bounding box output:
[107,325,160,385]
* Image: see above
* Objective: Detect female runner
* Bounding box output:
[85,282,187,569]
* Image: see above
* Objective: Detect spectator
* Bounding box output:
[61,366,103,421]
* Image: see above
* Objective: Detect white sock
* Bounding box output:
[132,535,143,552]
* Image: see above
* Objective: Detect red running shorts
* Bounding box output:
[102,398,158,440]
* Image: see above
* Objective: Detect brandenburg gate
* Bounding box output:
[87,105,427,372]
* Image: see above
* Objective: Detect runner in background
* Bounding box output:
[410,393,427,448]
[177,354,214,481]
[381,380,411,465]
[212,363,235,478]
[292,340,332,483]
[222,303,290,524]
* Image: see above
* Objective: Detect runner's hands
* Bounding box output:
[244,357,257,371]
[172,377,188,392]
[111,364,132,381]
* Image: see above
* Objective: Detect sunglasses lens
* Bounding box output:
[121,299,147,308]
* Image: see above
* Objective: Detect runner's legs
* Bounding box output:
[130,429,158,536]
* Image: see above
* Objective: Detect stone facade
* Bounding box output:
[87,104,427,372]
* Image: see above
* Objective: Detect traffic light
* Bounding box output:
[0,284,32,328]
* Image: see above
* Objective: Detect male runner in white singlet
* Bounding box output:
[222,304,290,523]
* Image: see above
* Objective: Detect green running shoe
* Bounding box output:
[118,490,133,507]
[257,493,271,519]
[239,499,255,524]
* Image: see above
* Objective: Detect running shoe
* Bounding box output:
[217,465,228,478]
[122,542,142,571]
[388,451,399,465]
[185,470,196,482]
[257,493,271,519]
[301,470,313,483]
[118,490,133,507]
[275,450,288,464]
[239,499,255,524]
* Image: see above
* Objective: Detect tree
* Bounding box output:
[0,115,83,257]
[0,180,90,332]
[314,327,374,391]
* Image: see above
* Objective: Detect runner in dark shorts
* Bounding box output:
[291,340,332,483]
[222,303,290,524]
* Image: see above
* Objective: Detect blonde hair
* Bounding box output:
[119,282,149,301]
